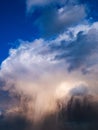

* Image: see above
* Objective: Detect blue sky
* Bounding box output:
[0,0,40,63]
[0,0,98,64]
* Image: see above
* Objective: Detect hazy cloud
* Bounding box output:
[26,0,86,36]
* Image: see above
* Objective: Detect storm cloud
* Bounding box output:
[0,0,98,129]
[0,22,98,124]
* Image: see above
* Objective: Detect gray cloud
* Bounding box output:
[26,0,86,36]
[38,5,86,36]
[69,83,89,96]
[65,29,98,71]
[51,23,98,73]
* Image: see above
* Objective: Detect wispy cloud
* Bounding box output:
[26,0,86,36]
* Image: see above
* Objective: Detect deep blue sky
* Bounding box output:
[0,0,98,64]
[0,0,40,64]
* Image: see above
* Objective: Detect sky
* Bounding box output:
[0,0,40,63]
[0,0,98,63]
[0,0,98,130]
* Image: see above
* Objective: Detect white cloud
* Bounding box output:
[0,22,98,121]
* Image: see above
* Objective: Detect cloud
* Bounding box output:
[0,21,98,129]
[69,83,89,96]
[26,0,86,36]
[26,0,78,11]
[0,22,98,97]
[50,22,98,73]
[0,0,98,129]
[0,24,98,129]
[0,38,69,121]
[0,87,98,130]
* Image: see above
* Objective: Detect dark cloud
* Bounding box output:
[0,79,5,88]
[0,114,33,130]
[0,93,98,130]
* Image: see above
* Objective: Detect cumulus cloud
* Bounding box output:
[0,24,98,128]
[0,0,98,129]
[0,22,98,101]
[0,38,69,122]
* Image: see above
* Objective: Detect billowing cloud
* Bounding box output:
[50,22,98,73]
[0,19,98,130]
[0,0,98,129]
[0,22,98,108]
[0,22,98,101]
